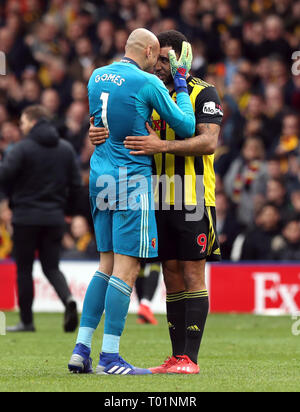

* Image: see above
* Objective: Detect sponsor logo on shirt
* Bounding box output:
[203,101,223,116]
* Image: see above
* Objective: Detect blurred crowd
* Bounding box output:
[0,0,300,261]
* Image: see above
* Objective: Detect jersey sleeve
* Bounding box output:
[195,86,223,126]
[139,75,195,139]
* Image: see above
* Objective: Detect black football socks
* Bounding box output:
[184,290,209,364]
[166,291,187,357]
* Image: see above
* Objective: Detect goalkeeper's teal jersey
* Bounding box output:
[88,58,195,196]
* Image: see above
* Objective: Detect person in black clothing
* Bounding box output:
[215,191,242,260]
[241,203,281,261]
[0,105,82,333]
[272,217,300,261]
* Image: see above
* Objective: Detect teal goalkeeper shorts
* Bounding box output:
[90,191,158,259]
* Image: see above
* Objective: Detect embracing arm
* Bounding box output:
[124,122,220,156]
[142,76,195,138]
[162,123,220,156]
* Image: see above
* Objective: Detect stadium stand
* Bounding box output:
[0,0,299,261]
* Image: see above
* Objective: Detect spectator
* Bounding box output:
[0,199,13,259]
[178,0,203,42]
[243,93,273,151]
[270,56,289,89]
[0,104,9,128]
[191,39,207,78]
[98,0,123,26]
[113,28,130,61]
[223,38,244,87]
[266,177,291,219]
[135,1,156,29]
[262,15,292,61]
[215,191,241,260]
[227,70,252,113]
[69,36,96,82]
[64,101,89,154]
[224,136,267,226]
[286,71,300,113]
[94,19,116,62]
[200,11,223,64]
[263,84,286,151]
[274,111,299,158]
[291,186,300,216]
[243,19,265,63]
[240,203,281,260]
[71,81,88,105]
[0,25,37,77]
[66,19,85,46]
[26,15,61,64]
[0,121,22,156]
[47,58,73,110]
[118,0,136,24]
[40,88,63,129]
[255,57,274,95]
[62,215,98,260]
[214,95,245,176]
[252,155,286,204]
[8,78,41,116]
[272,217,300,260]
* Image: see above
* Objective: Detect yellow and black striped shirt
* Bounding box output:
[151,76,223,207]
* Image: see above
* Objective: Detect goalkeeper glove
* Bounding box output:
[168,41,193,93]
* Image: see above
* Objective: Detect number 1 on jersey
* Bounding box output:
[100,92,109,130]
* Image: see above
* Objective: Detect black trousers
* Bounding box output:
[13,224,72,325]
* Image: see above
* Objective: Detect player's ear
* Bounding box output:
[145,45,152,59]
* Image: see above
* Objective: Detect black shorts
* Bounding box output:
[155,206,221,262]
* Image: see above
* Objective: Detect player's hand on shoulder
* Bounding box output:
[89,116,109,146]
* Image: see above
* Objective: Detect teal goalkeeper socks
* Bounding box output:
[102,276,132,354]
[76,271,110,349]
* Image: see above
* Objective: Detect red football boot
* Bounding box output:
[138,303,158,325]
[167,355,200,374]
[149,356,178,374]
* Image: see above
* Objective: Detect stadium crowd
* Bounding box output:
[0,0,299,261]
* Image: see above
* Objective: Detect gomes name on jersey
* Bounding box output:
[95,73,126,87]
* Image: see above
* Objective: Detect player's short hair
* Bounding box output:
[22,105,50,122]
[157,30,188,55]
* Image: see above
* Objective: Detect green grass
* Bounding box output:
[0,312,299,392]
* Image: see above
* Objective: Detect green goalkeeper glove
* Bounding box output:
[168,41,193,93]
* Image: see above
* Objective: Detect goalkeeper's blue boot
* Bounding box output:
[96,353,152,375]
[68,343,93,374]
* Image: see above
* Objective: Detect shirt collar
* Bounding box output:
[121,57,141,70]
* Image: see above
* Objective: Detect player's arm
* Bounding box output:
[163,123,220,156]
[125,86,223,156]
[89,43,195,145]
[88,81,195,147]
[144,76,195,139]
[124,122,220,156]
[89,116,109,146]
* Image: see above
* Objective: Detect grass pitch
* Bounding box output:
[0,312,299,392]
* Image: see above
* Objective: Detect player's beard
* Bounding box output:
[164,74,174,89]
[155,71,173,89]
